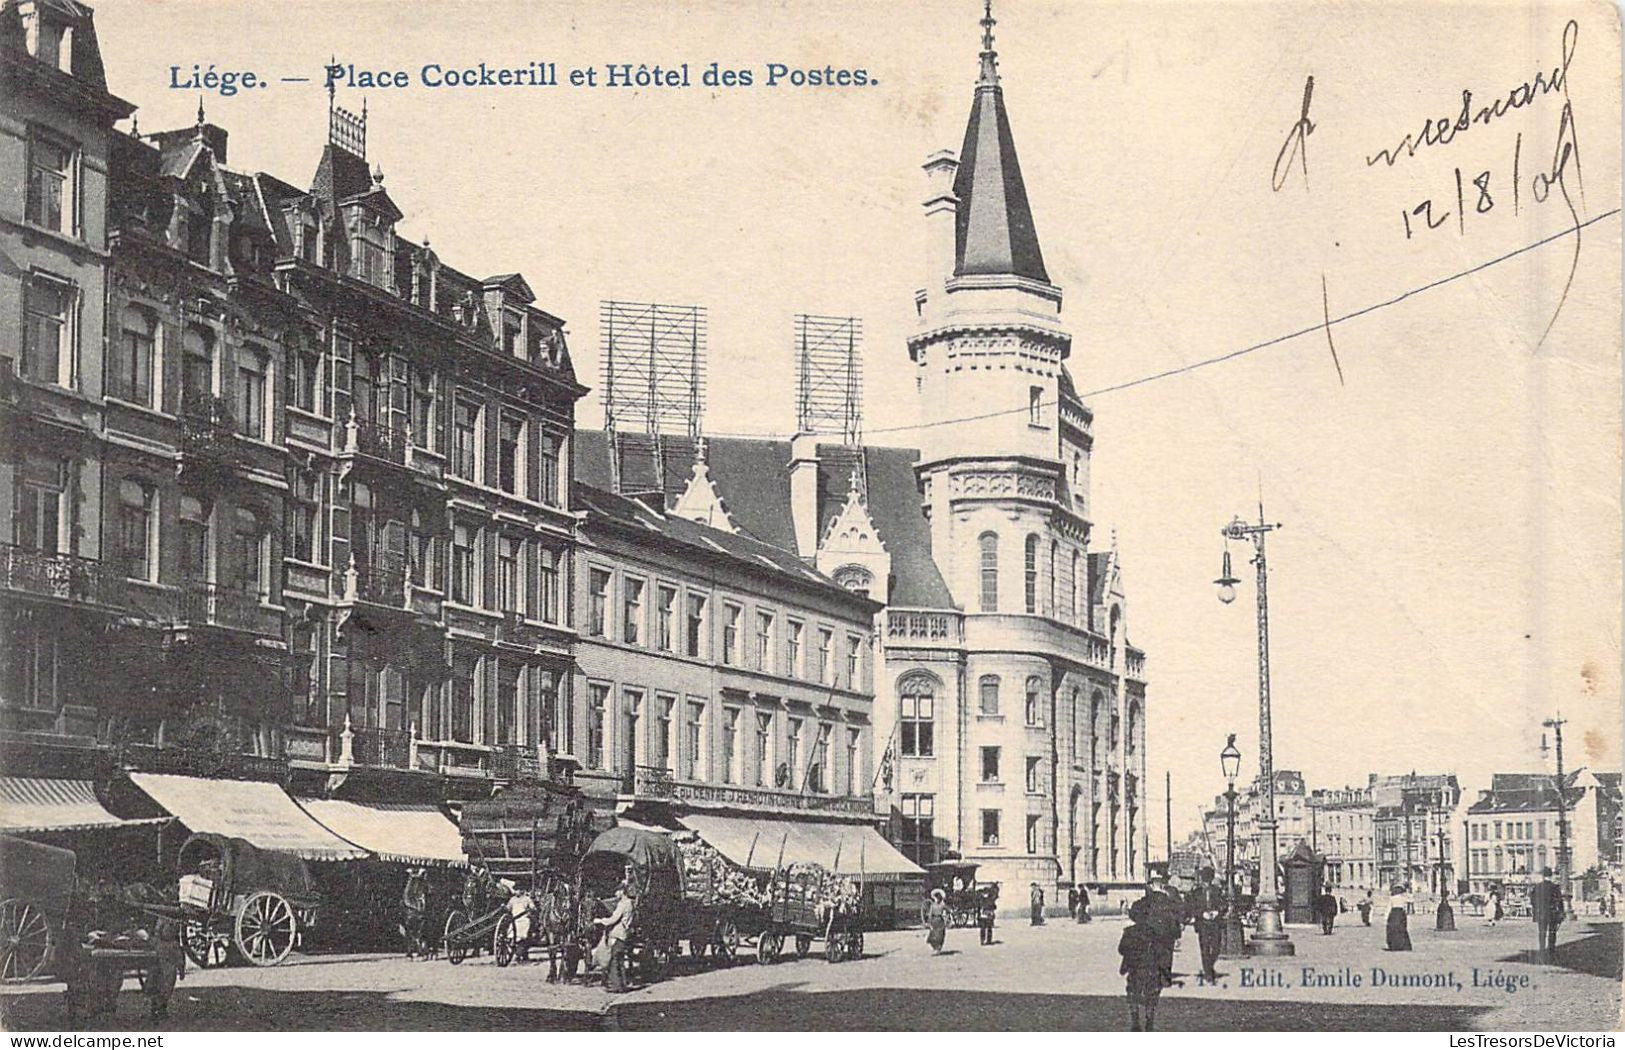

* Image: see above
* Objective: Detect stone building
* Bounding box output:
[1372,772,1460,894]
[572,7,1150,905]
[1464,770,1620,905]
[1307,785,1376,896]
[1202,769,1306,888]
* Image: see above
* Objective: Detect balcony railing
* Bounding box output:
[176,579,268,631]
[629,764,876,815]
[348,553,410,608]
[118,741,287,783]
[178,393,246,478]
[1125,647,1146,679]
[491,743,545,782]
[885,609,963,645]
[347,415,408,465]
[0,544,125,608]
[330,724,414,769]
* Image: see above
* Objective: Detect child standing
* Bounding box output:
[1119,898,1164,1032]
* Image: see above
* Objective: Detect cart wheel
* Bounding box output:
[494,912,517,968]
[825,936,841,964]
[689,936,708,959]
[443,910,468,965]
[717,919,740,961]
[795,934,811,958]
[0,900,52,982]
[235,891,298,967]
[756,931,777,965]
[849,931,864,960]
[181,916,229,969]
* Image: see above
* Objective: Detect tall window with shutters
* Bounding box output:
[979,532,998,612]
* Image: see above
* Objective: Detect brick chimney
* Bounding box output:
[789,433,820,559]
[921,150,959,299]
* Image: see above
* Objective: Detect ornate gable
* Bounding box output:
[672,439,738,533]
[816,467,891,603]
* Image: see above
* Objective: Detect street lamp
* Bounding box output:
[1220,734,1248,958]
[1435,814,1456,931]
[1216,510,1294,956]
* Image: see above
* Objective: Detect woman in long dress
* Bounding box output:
[1385,883,1413,951]
[926,888,949,953]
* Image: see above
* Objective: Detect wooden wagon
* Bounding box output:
[757,865,864,964]
[577,826,685,989]
[0,835,75,982]
[175,832,319,968]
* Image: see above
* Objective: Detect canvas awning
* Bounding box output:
[296,798,466,867]
[127,773,365,861]
[679,814,924,882]
[0,778,167,834]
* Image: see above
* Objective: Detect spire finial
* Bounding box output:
[849,462,863,498]
[196,95,206,127]
[695,435,708,464]
[978,0,999,86]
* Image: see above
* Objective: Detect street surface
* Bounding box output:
[3,915,1618,1031]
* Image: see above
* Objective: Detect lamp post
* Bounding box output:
[1215,509,1294,956]
[1220,734,1248,957]
[1541,718,1574,920]
[1435,815,1456,931]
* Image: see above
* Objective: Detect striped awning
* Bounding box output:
[0,778,166,834]
[128,773,366,861]
[679,814,924,882]
[295,799,466,867]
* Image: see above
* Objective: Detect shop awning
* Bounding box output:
[127,773,365,861]
[0,778,167,834]
[296,798,467,867]
[679,814,924,882]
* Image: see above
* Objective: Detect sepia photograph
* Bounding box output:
[0,0,1619,1035]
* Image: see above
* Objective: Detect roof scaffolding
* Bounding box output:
[600,300,707,439]
[795,313,863,444]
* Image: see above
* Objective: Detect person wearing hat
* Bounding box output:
[1385,882,1413,951]
[401,867,429,959]
[1143,872,1183,987]
[926,886,950,953]
[1531,867,1563,959]
[1118,896,1164,1031]
[1191,867,1224,985]
[977,883,999,945]
[595,878,636,992]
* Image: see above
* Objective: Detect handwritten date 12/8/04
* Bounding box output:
[1401,103,1582,240]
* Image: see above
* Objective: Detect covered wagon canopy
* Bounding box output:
[0,835,77,916]
[0,778,167,835]
[127,773,365,861]
[295,799,465,867]
[179,832,318,902]
[678,815,924,883]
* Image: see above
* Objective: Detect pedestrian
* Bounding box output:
[594,878,635,992]
[1191,867,1223,985]
[1385,883,1412,951]
[1317,883,1337,935]
[1485,885,1503,927]
[402,867,428,959]
[1118,897,1164,1032]
[1076,882,1092,924]
[1531,867,1563,959]
[143,912,183,1022]
[1068,885,1079,920]
[927,887,949,953]
[1030,883,1046,926]
[1357,889,1373,927]
[1143,872,1183,987]
[977,884,998,946]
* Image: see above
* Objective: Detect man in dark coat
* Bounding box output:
[1119,897,1164,1031]
[1067,885,1079,920]
[1191,867,1224,985]
[1316,884,1338,934]
[1075,883,1092,924]
[1531,867,1564,958]
[1029,883,1046,925]
[1143,872,1184,987]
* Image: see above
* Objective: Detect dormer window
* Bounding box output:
[22,6,72,73]
[503,314,522,356]
[348,213,391,289]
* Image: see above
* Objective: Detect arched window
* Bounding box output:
[1126,699,1141,755]
[1024,675,1044,727]
[978,532,998,612]
[181,325,214,406]
[1070,687,1082,758]
[1024,535,1040,614]
[234,507,267,595]
[978,674,1000,716]
[898,673,935,758]
[834,564,873,598]
[113,304,156,406]
[1089,690,1103,766]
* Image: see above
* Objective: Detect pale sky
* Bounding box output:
[91,0,1622,842]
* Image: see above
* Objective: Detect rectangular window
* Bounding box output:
[721,603,741,665]
[26,137,73,234]
[287,471,321,563]
[981,809,1001,848]
[623,577,645,645]
[118,479,155,581]
[686,594,707,658]
[786,620,803,677]
[452,399,479,481]
[451,524,474,605]
[653,696,674,773]
[755,712,773,787]
[181,329,213,405]
[621,689,642,773]
[538,435,560,507]
[234,508,266,595]
[1026,756,1041,793]
[786,717,802,787]
[496,664,520,745]
[22,277,70,385]
[113,307,155,406]
[684,701,705,781]
[291,343,322,414]
[498,414,524,495]
[1025,681,1042,726]
[1024,537,1039,614]
[980,534,998,612]
[980,746,1000,783]
[656,585,676,651]
[1026,815,1042,853]
[450,658,476,743]
[539,548,561,623]
[1537,819,1547,839]
[589,569,611,638]
[1028,385,1044,425]
[979,677,1000,716]
[901,794,936,865]
[817,628,833,684]
[177,496,208,580]
[722,708,740,785]
[410,366,434,448]
[496,535,521,613]
[810,725,830,793]
[845,635,861,690]
[900,691,934,758]
[587,683,608,770]
[754,610,774,671]
[14,456,66,555]
[238,353,267,439]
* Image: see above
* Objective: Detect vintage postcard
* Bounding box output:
[0,0,1619,1037]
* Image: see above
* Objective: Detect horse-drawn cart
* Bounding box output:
[0,835,75,982]
[175,833,319,968]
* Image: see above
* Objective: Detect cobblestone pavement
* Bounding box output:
[3,915,1617,1031]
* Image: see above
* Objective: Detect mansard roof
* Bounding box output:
[572,432,952,608]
